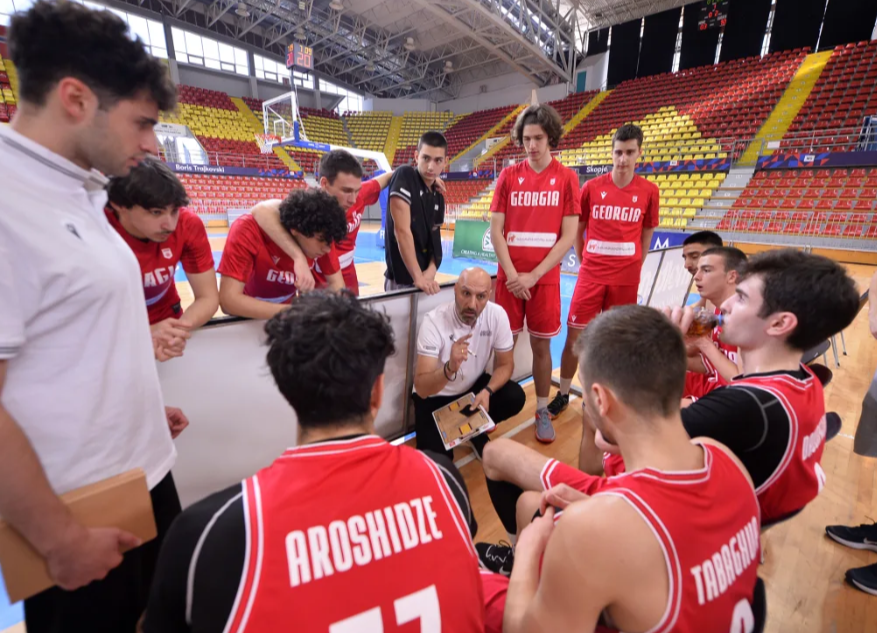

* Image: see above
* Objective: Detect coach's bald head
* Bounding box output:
[455,267,492,325]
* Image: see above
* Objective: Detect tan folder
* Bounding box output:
[0,468,157,603]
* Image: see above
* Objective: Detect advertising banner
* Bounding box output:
[452,220,497,262]
[559,231,688,274]
[154,122,189,138]
[757,151,877,170]
[165,163,296,178]
[579,157,730,175]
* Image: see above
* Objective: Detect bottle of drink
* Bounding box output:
[687,308,723,337]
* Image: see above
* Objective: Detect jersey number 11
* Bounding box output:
[330,585,440,632]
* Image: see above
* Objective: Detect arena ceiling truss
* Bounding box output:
[116,0,585,100]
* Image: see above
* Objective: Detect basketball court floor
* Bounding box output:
[1,224,875,633]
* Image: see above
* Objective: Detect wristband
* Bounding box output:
[485,386,494,396]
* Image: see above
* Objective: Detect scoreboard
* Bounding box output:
[286,43,314,71]
[698,0,728,30]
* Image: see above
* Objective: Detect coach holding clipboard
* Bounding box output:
[0,4,187,631]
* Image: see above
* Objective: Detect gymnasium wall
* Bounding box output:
[576,52,609,91]
[177,65,252,98]
[438,72,568,114]
[364,97,434,115]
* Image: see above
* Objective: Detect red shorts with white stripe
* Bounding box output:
[568,280,638,329]
[495,282,561,339]
[341,263,359,296]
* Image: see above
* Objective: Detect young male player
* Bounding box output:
[480,306,763,633]
[218,189,347,319]
[476,250,859,573]
[385,131,448,293]
[489,104,580,443]
[143,292,485,632]
[106,158,218,361]
[683,246,747,401]
[253,149,394,296]
[548,123,659,419]
[682,230,723,276]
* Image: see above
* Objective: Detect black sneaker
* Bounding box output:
[476,541,515,576]
[547,392,569,419]
[846,561,877,596]
[825,522,877,552]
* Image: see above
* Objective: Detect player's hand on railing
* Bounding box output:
[448,333,473,372]
[293,257,316,293]
[414,277,441,295]
[151,319,191,362]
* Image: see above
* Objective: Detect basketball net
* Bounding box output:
[255,133,280,154]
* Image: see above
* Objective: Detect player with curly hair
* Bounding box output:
[218,188,348,319]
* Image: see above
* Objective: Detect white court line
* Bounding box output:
[453,396,579,470]
[837,433,855,440]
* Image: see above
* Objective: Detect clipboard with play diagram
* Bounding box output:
[432,392,496,451]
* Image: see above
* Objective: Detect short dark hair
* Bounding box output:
[9,1,176,110]
[319,149,363,184]
[743,249,860,351]
[417,131,448,153]
[701,246,747,275]
[613,124,644,148]
[265,292,396,427]
[107,158,189,211]
[683,230,724,248]
[513,104,563,149]
[279,188,348,244]
[575,305,686,418]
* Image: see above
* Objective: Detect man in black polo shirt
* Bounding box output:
[385,131,447,293]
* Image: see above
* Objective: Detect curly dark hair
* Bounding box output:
[9,1,176,110]
[742,249,860,351]
[319,149,363,184]
[265,292,396,427]
[512,104,563,149]
[107,157,189,211]
[279,188,348,244]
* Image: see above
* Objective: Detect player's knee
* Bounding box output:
[482,438,512,479]
[516,491,542,529]
[506,381,526,417]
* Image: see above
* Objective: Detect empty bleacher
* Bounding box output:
[179,173,307,221]
[443,104,518,160]
[558,50,807,167]
[443,179,491,206]
[161,86,286,170]
[649,172,727,228]
[717,167,877,239]
[392,111,455,167]
[0,53,18,123]
[346,110,392,152]
[784,41,877,152]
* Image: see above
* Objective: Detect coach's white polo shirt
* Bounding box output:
[416,301,514,397]
[0,125,175,496]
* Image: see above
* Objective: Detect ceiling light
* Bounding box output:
[329,0,344,11]
[366,61,376,72]
[404,37,416,51]
[298,1,307,10]
[443,60,453,73]
[235,3,249,17]
[294,27,306,41]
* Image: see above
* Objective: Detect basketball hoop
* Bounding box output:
[255,133,280,154]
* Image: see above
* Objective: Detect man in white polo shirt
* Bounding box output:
[0,3,183,632]
[413,267,526,460]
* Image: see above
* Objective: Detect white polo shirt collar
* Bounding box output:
[0,123,109,194]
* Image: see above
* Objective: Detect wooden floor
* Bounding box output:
[2,265,874,633]
[448,262,877,633]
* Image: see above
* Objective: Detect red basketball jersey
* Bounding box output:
[728,366,827,523]
[579,173,660,286]
[105,208,214,324]
[335,178,381,268]
[684,307,739,400]
[595,444,761,633]
[218,214,339,304]
[224,436,484,633]
[489,158,580,285]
